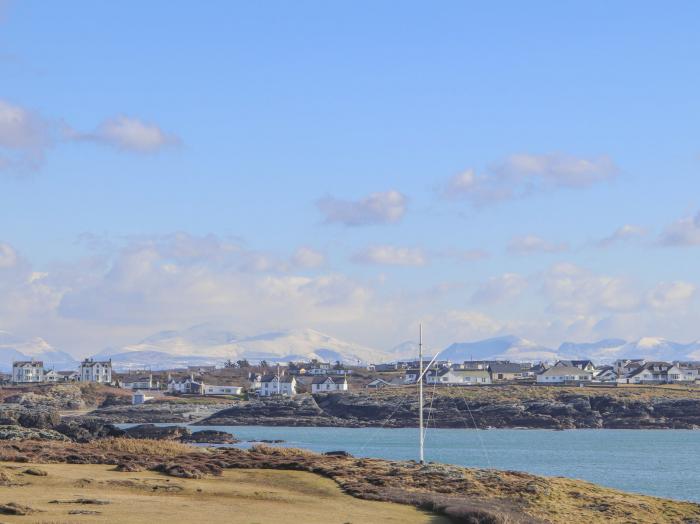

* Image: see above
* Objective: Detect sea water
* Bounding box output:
[124,424,700,503]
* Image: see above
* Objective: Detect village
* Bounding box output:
[5,356,700,404]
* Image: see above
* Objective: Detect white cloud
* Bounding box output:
[443,153,617,205]
[0,242,18,268]
[508,235,568,255]
[597,224,647,247]
[0,99,53,173]
[84,116,181,153]
[543,263,642,315]
[471,273,528,304]
[439,249,489,262]
[658,212,700,246]
[291,247,326,269]
[352,245,427,266]
[647,281,696,310]
[317,190,407,226]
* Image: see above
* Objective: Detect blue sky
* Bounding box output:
[1,1,700,354]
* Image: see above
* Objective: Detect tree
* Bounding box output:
[236,359,250,369]
[224,359,236,368]
[260,360,269,368]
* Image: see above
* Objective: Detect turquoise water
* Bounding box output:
[127,424,700,502]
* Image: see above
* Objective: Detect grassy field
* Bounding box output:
[0,462,447,524]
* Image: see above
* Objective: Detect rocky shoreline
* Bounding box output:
[198,391,700,430]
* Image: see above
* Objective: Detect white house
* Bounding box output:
[311,375,348,393]
[121,375,155,390]
[536,366,593,384]
[44,369,61,382]
[366,378,393,389]
[12,360,44,383]
[167,375,203,394]
[308,363,333,375]
[79,359,112,384]
[202,384,243,396]
[427,368,492,385]
[593,366,618,383]
[619,362,677,384]
[554,360,596,373]
[259,374,297,396]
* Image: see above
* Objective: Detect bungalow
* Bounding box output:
[365,378,393,389]
[120,375,155,390]
[202,384,243,396]
[311,375,348,393]
[593,366,618,383]
[259,374,297,397]
[44,369,61,382]
[12,360,44,383]
[57,371,80,382]
[167,375,203,395]
[308,363,332,375]
[489,362,528,381]
[613,359,645,376]
[554,360,596,373]
[427,368,491,385]
[536,366,593,385]
[403,369,421,384]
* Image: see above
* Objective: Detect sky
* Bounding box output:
[1,0,700,356]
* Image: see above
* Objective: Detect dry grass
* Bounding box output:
[0,462,444,523]
[91,438,197,458]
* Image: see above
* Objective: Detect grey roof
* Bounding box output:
[489,363,523,374]
[312,375,346,384]
[261,374,295,384]
[13,361,43,367]
[540,366,592,376]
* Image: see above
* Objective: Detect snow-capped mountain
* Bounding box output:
[94,326,384,370]
[557,339,627,360]
[440,335,560,362]
[0,331,78,371]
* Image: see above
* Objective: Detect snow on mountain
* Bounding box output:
[94,326,385,370]
[440,335,560,362]
[615,338,700,361]
[0,331,78,371]
[385,341,419,361]
[557,339,627,360]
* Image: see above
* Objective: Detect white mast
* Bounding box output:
[419,323,424,465]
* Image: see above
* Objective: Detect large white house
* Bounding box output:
[12,360,44,383]
[259,374,297,396]
[311,375,348,393]
[536,366,593,384]
[427,368,492,385]
[619,361,681,384]
[79,358,112,384]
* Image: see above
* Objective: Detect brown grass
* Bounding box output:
[91,438,197,458]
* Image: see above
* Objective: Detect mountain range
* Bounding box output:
[1,326,699,372]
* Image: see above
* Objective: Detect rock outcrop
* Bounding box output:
[200,391,700,429]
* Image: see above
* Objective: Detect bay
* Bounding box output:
[123,424,700,503]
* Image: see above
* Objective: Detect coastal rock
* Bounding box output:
[124,424,191,441]
[182,430,238,444]
[199,391,700,430]
[54,417,125,442]
[0,404,60,429]
[0,424,71,442]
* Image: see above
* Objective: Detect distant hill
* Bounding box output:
[93,325,384,370]
[0,331,78,372]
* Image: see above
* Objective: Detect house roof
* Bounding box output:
[489,363,523,374]
[13,361,43,367]
[626,361,673,378]
[540,366,592,376]
[448,369,490,377]
[81,359,111,367]
[312,375,347,384]
[260,374,295,384]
